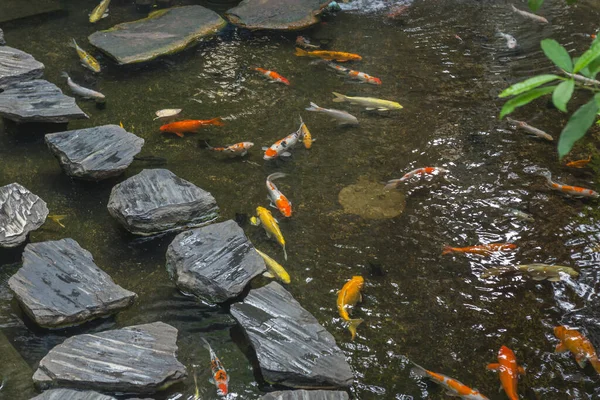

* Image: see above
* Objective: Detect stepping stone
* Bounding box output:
[31,389,117,400]
[107,169,219,236]
[226,0,331,30]
[166,220,266,303]
[0,183,48,248]
[45,125,144,181]
[8,238,137,328]
[32,322,187,394]
[0,79,88,123]
[230,282,354,389]
[261,390,350,400]
[0,46,44,87]
[88,6,227,65]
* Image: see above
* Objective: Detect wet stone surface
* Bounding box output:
[0,79,88,123]
[8,238,137,328]
[261,390,350,400]
[0,182,48,248]
[88,6,227,64]
[166,220,266,303]
[107,168,219,236]
[31,389,118,400]
[226,0,331,30]
[230,282,354,389]
[0,46,43,87]
[0,28,5,45]
[338,179,406,219]
[45,124,144,181]
[32,322,187,394]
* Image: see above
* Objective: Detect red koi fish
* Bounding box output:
[487,346,525,400]
[201,337,229,396]
[540,171,599,198]
[160,118,224,137]
[206,141,254,157]
[566,155,592,168]
[266,172,291,217]
[254,68,290,85]
[384,167,448,190]
[442,243,517,256]
[554,326,600,374]
[411,362,489,399]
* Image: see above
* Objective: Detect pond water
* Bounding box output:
[1,0,600,399]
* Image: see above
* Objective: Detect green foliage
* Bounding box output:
[500,86,556,119]
[541,39,573,72]
[558,99,599,159]
[552,80,574,112]
[528,0,544,12]
[499,74,560,98]
[574,40,600,73]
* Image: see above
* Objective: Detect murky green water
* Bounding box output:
[2,0,600,399]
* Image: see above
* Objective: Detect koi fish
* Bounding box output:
[69,39,101,73]
[61,72,105,102]
[566,156,592,168]
[296,36,320,49]
[200,337,229,396]
[332,92,402,111]
[387,5,410,19]
[206,141,254,157]
[47,214,66,228]
[505,208,534,222]
[263,123,303,160]
[154,109,182,121]
[496,31,517,49]
[255,248,291,284]
[511,5,548,24]
[384,167,448,189]
[411,362,490,399]
[442,243,517,256]
[554,326,600,374]
[506,118,553,141]
[254,68,290,85]
[540,171,599,198]
[313,60,381,85]
[266,173,291,217]
[160,118,224,137]
[337,276,364,340]
[89,0,111,23]
[487,346,525,400]
[305,102,358,126]
[251,206,287,260]
[295,47,362,62]
[481,263,579,281]
[299,116,314,149]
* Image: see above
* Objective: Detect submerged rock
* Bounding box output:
[0,79,88,123]
[230,282,354,389]
[338,179,405,219]
[31,389,118,400]
[32,322,187,393]
[0,46,43,87]
[261,390,350,400]
[45,125,144,181]
[226,0,331,30]
[107,169,219,236]
[166,220,266,303]
[88,6,227,65]
[8,238,137,328]
[0,183,48,248]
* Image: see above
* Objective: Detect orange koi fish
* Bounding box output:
[266,172,291,218]
[541,171,599,198]
[566,156,592,168]
[487,346,525,400]
[312,60,381,85]
[554,326,600,374]
[254,68,290,85]
[206,141,253,157]
[411,362,489,399]
[384,167,448,189]
[337,276,364,340]
[201,337,229,396]
[442,243,517,256]
[295,47,362,62]
[160,118,224,138]
[387,5,410,19]
[299,116,314,149]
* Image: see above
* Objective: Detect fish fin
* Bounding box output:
[486,363,500,371]
[347,318,363,341]
[249,216,260,226]
[531,275,547,281]
[283,246,287,261]
[358,293,363,303]
[263,271,275,278]
[555,342,568,353]
[267,172,287,181]
[208,377,215,384]
[209,117,225,126]
[547,277,561,282]
[102,11,109,19]
[306,102,321,112]
[590,358,600,374]
[499,385,503,393]
[262,146,269,151]
[366,107,376,110]
[174,132,184,138]
[377,108,389,111]
[281,152,292,157]
[295,47,308,57]
[69,38,77,49]
[384,179,401,190]
[331,92,346,102]
[518,366,526,376]
[441,245,454,255]
[575,355,588,369]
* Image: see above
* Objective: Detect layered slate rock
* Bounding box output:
[32,322,187,393]
[88,6,227,65]
[261,390,350,400]
[107,169,219,236]
[0,46,44,87]
[0,183,48,248]
[45,125,144,181]
[0,79,88,123]
[226,0,331,30]
[0,29,5,45]
[8,238,137,328]
[31,389,117,400]
[166,220,266,303]
[231,282,354,388]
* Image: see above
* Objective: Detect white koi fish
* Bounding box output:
[496,30,517,49]
[61,72,105,102]
[305,102,358,126]
[511,5,548,24]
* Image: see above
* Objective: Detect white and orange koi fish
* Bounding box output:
[263,122,303,160]
[540,171,599,198]
[411,362,489,399]
[312,60,381,85]
[206,141,254,157]
[201,337,229,396]
[384,167,448,190]
[254,67,290,85]
[266,172,292,217]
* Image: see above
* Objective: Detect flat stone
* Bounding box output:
[166,220,266,303]
[230,282,354,389]
[88,6,227,65]
[0,183,48,248]
[0,29,5,45]
[45,125,144,181]
[0,0,62,24]
[338,178,406,220]
[0,79,88,123]
[226,0,331,30]
[8,238,137,328]
[107,169,219,236]
[261,390,350,400]
[32,322,187,394]
[0,46,44,87]
[31,389,117,400]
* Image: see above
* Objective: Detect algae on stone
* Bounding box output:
[338,179,406,219]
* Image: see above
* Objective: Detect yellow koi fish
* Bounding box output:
[337,276,364,340]
[69,39,101,73]
[47,214,66,228]
[251,206,287,260]
[89,0,111,23]
[299,116,314,149]
[331,92,402,111]
[255,249,291,284]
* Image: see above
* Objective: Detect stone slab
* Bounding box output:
[261,390,350,400]
[226,0,331,30]
[0,46,44,87]
[0,183,48,248]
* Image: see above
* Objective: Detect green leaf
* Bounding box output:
[541,39,573,72]
[574,40,600,73]
[588,55,600,77]
[552,79,574,112]
[558,99,600,159]
[500,86,557,119]
[499,74,559,98]
[528,0,544,11]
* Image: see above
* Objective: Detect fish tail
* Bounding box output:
[283,245,288,261]
[309,59,327,66]
[209,117,225,126]
[384,179,401,191]
[204,140,214,150]
[305,102,322,112]
[347,319,363,341]
[295,47,308,57]
[331,92,346,103]
[267,172,287,182]
[60,71,70,79]
[539,171,552,184]
[510,4,517,11]
[410,362,429,379]
[441,245,454,255]
[591,358,600,374]
[200,336,211,351]
[69,38,78,49]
